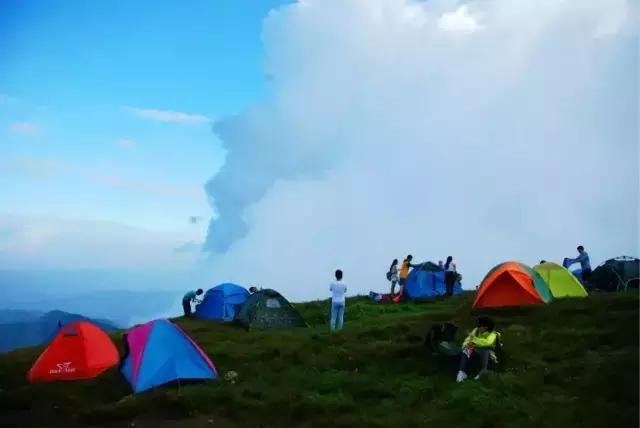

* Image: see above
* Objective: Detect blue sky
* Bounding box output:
[0,0,289,234]
[0,0,635,298]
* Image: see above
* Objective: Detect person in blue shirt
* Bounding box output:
[182,289,203,317]
[566,246,592,283]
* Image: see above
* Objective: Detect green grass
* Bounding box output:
[0,292,637,428]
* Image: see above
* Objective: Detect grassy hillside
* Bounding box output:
[0,292,637,428]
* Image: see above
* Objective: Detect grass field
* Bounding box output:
[0,292,637,428]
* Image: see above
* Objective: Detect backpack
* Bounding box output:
[424,322,458,351]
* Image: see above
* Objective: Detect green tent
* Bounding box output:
[591,256,640,292]
[534,262,588,298]
[520,264,553,302]
[235,289,306,329]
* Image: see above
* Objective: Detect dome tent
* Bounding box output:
[195,283,249,321]
[473,261,552,309]
[28,321,119,383]
[121,319,217,393]
[235,289,306,329]
[533,262,587,298]
[590,256,640,292]
[405,262,463,299]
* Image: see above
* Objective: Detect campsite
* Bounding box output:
[2,1,637,427]
[1,289,637,428]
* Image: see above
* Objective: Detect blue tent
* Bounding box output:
[121,319,217,393]
[195,283,249,321]
[404,267,463,299]
[571,268,584,284]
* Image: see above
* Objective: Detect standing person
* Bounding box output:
[399,255,420,296]
[329,269,347,331]
[182,289,203,317]
[566,245,592,283]
[388,259,399,295]
[444,256,457,296]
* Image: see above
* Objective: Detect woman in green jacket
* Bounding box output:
[456,316,500,382]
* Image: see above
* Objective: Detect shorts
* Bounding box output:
[399,277,406,286]
[582,268,592,282]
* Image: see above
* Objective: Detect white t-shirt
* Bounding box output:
[330,281,347,304]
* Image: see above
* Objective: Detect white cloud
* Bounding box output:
[0,214,203,269]
[203,0,637,301]
[8,122,41,135]
[115,138,136,149]
[438,5,482,33]
[127,107,210,124]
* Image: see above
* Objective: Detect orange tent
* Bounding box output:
[28,321,119,383]
[473,261,553,309]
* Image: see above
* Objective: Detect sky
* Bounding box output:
[0,0,290,270]
[1,0,638,305]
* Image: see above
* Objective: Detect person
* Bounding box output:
[329,269,347,331]
[399,255,421,295]
[444,256,457,297]
[566,246,592,283]
[438,260,444,270]
[388,259,399,295]
[456,317,501,382]
[182,288,203,317]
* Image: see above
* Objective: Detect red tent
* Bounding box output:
[28,321,119,383]
[472,261,552,309]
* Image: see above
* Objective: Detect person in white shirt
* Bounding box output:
[444,256,457,297]
[329,269,347,331]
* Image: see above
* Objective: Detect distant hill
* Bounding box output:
[0,309,43,324]
[0,269,186,325]
[0,293,637,428]
[0,310,119,353]
[2,289,177,327]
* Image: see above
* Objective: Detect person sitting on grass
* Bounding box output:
[456,316,501,383]
[182,288,203,317]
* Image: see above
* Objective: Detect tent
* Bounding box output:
[591,256,640,292]
[28,321,119,383]
[473,261,553,309]
[405,262,463,299]
[533,262,588,298]
[121,319,217,393]
[195,283,249,321]
[235,289,306,329]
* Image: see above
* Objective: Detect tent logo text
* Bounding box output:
[49,361,76,374]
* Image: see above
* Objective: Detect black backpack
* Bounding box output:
[424,322,458,351]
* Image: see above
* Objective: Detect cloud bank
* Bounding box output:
[0,214,203,269]
[204,0,638,301]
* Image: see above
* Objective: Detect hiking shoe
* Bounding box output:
[456,371,467,383]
